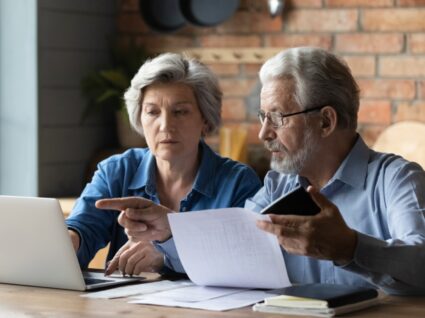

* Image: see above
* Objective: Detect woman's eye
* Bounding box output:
[145,109,159,116]
[173,109,188,116]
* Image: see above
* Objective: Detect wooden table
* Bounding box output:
[1,282,425,318]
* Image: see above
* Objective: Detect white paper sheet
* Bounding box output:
[168,207,291,289]
[81,280,193,299]
[130,290,272,311]
[132,285,245,302]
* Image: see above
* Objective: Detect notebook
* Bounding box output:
[0,195,143,291]
[253,284,379,317]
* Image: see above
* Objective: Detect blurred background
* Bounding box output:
[1,0,425,198]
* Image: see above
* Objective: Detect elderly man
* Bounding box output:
[98,48,425,295]
[247,47,425,295]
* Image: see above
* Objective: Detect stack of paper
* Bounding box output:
[253,284,380,317]
[130,285,273,311]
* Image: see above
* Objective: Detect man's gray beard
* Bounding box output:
[268,128,317,175]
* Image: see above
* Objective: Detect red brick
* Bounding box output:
[138,36,195,50]
[380,56,425,77]
[358,124,388,147]
[217,11,282,33]
[362,9,425,31]
[288,0,323,7]
[394,102,425,122]
[343,56,376,77]
[326,0,393,6]
[222,98,247,121]
[241,0,321,14]
[220,79,258,97]
[265,34,332,49]
[199,35,261,48]
[243,64,262,77]
[286,9,358,32]
[419,81,425,99]
[335,33,404,53]
[207,63,240,77]
[358,79,416,99]
[397,0,425,6]
[409,34,425,53]
[358,99,392,124]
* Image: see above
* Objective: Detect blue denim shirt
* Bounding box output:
[245,136,425,295]
[66,141,262,270]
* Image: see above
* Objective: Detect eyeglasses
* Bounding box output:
[257,105,326,129]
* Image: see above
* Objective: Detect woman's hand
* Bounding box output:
[96,197,173,242]
[105,240,164,276]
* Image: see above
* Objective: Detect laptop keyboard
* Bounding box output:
[84,277,111,285]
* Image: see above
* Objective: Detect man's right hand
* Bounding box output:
[96,197,173,242]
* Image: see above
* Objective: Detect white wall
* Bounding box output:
[0,0,38,195]
[0,0,117,196]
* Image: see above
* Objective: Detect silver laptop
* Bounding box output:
[0,195,143,291]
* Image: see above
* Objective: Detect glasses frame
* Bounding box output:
[257,105,327,129]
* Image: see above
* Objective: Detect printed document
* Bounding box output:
[131,289,273,311]
[168,207,291,289]
[81,280,193,299]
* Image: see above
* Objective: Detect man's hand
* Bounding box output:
[256,186,357,264]
[96,197,173,242]
[105,240,164,276]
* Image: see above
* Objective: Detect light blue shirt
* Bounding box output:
[66,141,262,270]
[245,136,425,295]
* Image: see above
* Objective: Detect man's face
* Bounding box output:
[259,78,320,175]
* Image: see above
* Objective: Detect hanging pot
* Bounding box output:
[139,0,186,33]
[179,0,239,27]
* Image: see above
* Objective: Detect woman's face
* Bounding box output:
[141,82,208,163]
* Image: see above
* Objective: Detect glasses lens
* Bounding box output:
[258,110,266,124]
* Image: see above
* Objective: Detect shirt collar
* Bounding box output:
[190,140,217,198]
[128,140,217,198]
[128,150,156,193]
[330,134,370,189]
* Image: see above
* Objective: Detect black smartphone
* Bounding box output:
[260,186,320,216]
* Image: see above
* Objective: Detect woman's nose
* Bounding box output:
[159,111,175,131]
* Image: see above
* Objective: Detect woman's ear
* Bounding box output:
[201,120,210,136]
[320,106,337,137]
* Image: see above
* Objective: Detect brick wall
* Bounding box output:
[117,0,425,177]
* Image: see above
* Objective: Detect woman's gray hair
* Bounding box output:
[259,47,360,130]
[124,52,222,135]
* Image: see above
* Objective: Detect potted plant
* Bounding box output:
[81,43,148,148]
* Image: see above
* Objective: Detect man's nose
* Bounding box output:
[258,119,276,141]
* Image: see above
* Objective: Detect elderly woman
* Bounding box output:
[66,53,261,276]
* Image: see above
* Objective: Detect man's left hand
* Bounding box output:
[257,186,357,264]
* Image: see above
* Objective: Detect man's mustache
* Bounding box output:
[264,141,286,153]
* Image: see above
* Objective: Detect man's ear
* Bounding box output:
[319,106,337,137]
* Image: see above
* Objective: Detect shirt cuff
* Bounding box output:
[67,226,82,251]
[153,237,185,273]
